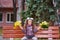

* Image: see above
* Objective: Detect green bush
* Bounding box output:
[21,0,56,23]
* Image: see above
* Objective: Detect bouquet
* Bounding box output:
[14,21,21,29]
[40,21,49,28]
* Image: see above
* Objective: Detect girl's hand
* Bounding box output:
[37,26,41,30]
[19,25,23,30]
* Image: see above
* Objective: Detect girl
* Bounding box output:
[20,17,41,40]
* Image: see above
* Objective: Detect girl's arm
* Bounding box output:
[37,26,41,30]
[34,26,38,33]
[19,25,23,30]
[34,26,41,33]
[19,25,26,34]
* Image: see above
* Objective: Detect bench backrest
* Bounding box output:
[3,26,59,38]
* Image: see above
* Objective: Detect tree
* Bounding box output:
[22,0,56,23]
[13,0,17,22]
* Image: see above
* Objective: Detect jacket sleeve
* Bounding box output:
[21,29,26,34]
[34,26,38,33]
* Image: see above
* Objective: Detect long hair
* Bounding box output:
[24,19,35,32]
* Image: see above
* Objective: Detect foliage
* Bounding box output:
[56,1,60,9]
[21,0,56,23]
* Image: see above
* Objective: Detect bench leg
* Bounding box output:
[48,38,53,40]
[10,38,13,40]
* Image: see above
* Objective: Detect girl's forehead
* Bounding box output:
[28,20,32,21]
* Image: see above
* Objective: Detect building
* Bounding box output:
[0,0,23,28]
[0,1,25,40]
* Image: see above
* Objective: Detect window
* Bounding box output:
[0,12,2,21]
[6,12,14,23]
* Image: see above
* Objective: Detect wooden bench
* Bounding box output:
[3,26,59,39]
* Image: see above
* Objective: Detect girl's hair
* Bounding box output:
[24,19,35,32]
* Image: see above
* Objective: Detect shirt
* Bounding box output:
[22,25,38,36]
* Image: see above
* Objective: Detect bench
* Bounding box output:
[3,26,59,39]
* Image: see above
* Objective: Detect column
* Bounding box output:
[17,0,22,21]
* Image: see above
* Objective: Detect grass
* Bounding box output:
[14,38,48,40]
[14,38,21,40]
[0,28,2,35]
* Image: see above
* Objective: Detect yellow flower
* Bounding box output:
[14,21,21,29]
[39,21,49,28]
[43,21,48,25]
[42,22,45,25]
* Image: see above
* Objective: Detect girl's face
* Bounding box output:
[28,20,32,25]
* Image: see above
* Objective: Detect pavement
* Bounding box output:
[0,36,21,40]
[0,36,3,40]
[0,36,10,40]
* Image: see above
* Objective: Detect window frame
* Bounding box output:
[6,12,14,23]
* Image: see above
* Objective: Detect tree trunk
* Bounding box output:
[17,0,22,21]
[13,0,17,22]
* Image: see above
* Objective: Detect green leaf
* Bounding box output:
[35,13,40,16]
[49,8,54,12]
[33,5,37,8]
[55,0,60,2]
[50,15,55,21]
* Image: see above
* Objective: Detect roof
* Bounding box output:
[0,0,18,8]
